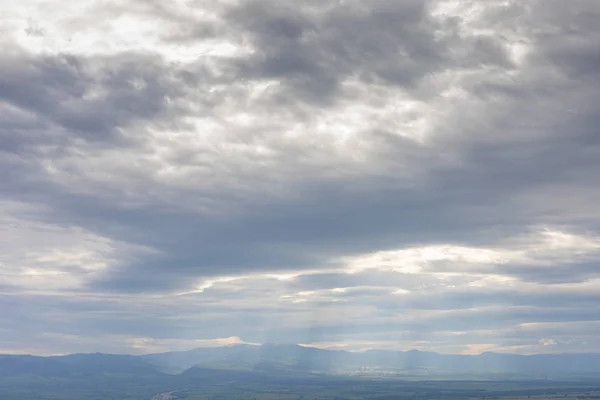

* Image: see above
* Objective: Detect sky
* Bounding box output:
[1,0,600,356]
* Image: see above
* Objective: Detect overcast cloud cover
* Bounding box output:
[1,0,600,356]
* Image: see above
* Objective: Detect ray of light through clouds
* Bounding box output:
[1,0,600,356]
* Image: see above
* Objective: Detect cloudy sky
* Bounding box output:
[1,0,600,356]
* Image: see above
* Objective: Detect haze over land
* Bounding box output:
[1,0,600,357]
[6,346,600,400]
[4,344,600,379]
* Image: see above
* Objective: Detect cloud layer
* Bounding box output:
[1,0,600,355]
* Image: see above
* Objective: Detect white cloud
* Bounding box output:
[0,201,155,292]
[341,228,600,277]
[539,338,557,346]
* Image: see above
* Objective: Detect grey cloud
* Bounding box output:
[222,0,514,105]
[501,261,600,284]
[4,268,600,349]
[2,0,600,354]
[0,51,185,148]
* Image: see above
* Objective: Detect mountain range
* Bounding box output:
[2,344,600,380]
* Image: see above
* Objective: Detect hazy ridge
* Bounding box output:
[3,344,600,380]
